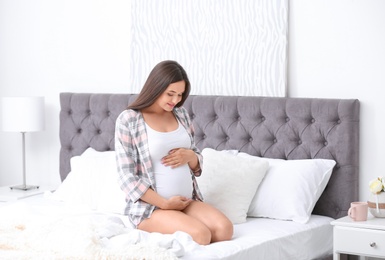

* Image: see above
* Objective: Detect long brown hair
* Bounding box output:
[128,60,191,110]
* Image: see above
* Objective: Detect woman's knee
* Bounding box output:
[212,218,233,242]
[190,225,212,245]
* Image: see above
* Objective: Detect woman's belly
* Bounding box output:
[155,164,193,199]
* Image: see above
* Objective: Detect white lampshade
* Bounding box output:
[1,96,45,132]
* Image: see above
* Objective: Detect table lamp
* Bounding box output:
[1,96,45,190]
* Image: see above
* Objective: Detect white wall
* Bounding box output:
[288,0,385,201]
[1,0,385,202]
[0,0,131,187]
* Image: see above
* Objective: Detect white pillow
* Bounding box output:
[198,148,269,224]
[238,152,336,223]
[53,148,127,214]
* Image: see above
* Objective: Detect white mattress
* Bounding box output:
[182,215,333,260]
[0,194,333,260]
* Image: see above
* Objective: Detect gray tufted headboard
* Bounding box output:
[59,93,360,219]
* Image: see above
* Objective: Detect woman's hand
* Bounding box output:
[141,189,192,210]
[162,196,192,210]
[161,148,196,169]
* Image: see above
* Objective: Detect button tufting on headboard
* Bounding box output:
[59,93,360,220]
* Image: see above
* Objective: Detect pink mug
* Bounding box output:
[348,202,368,221]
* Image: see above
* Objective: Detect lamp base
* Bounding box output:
[10,185,39,191]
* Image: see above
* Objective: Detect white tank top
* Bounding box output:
[145,121,193,199]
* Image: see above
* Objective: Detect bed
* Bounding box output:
[0,93,360,260]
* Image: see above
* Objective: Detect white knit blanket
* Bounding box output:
[0,201,200,260]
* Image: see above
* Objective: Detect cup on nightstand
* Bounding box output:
[348,202,368,221]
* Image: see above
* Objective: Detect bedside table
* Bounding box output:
[0,185,57,202]
[331,215,385,259]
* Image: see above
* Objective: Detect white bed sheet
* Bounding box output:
[0,193,333,260]
[0,194,182,260]
[182,215,333,260]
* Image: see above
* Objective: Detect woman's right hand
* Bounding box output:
[163,196,192,210]
[140,188,192,211]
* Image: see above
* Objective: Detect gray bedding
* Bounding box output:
[59,93,360,219]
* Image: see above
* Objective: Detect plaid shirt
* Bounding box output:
[115,106,203,227]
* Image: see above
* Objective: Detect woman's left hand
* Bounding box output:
[161,148,195,168]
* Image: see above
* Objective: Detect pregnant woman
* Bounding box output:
[115,60,233,245]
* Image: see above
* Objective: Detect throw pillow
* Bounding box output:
[197,148,269,224]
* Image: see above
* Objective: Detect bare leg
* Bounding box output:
[183,200,233,243]
[137,209,212,245]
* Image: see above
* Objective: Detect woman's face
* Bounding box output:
[155,80,185,112]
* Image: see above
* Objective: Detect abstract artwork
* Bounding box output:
[130,0,288,96]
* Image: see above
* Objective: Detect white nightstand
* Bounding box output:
[331,215,385,259]
[0,185,56,202]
